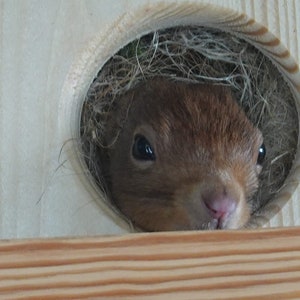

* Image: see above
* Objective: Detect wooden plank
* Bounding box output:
[1,0,300,239]
[1,227,300,299]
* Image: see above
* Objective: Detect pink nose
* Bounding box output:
[203,192,237,219]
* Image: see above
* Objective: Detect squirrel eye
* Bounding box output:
[257,143,266,165]
[132,135,155,161]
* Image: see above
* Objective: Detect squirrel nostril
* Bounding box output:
[204,201,225,219]
[203,193,237,220]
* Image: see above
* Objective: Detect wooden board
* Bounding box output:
[1,227,300,299]
[0,0,300,239]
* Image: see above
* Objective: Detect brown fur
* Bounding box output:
[101,78,263,231]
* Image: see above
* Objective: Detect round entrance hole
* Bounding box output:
[79,25,298,231]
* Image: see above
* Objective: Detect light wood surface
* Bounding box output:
[0,0,300,239]
[1,227,300,299]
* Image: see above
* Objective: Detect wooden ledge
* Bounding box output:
[1,227,300,299]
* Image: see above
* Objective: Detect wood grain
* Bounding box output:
[1,227,300,299]
[1,0,300,239]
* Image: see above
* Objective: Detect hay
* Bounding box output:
[80,26,298,226]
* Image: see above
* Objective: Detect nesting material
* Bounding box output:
[80,26,298,227]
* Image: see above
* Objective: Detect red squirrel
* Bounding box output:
[101,78,265,231]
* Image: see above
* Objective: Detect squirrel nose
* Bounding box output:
[203,191,237,219]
